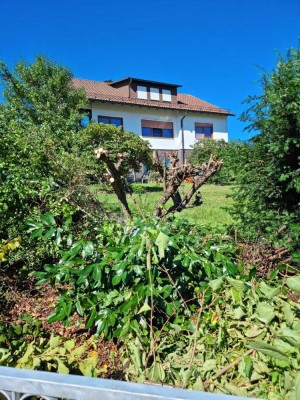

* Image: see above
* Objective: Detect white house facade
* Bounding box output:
[73,77,233,164]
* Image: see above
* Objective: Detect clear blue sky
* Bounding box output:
[1,0,299,140]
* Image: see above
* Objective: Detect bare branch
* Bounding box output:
[153,153,223,218]
[94,147,132,220]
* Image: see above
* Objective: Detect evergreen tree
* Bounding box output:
[232,48,300,259]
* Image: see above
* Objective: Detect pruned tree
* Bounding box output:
[94,143,223,220]
[95,148,132,219]
[152,151,223,218]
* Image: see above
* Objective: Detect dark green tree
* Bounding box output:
[232,48,300,258]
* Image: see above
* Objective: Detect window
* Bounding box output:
[195,123,213,139]
[80,109,92,127]
[136,85,173,102]
[137,85,148,99]
[141,120,174,138]
[162,89,172,102]
[150,87,160,101]
[98,115,123,127]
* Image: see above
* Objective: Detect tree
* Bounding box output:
[232,48,300,257]
[0,56,89,239]
[81,123,153,219]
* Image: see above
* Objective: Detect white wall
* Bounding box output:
[91,102,228,151]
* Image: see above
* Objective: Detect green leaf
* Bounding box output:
[282,301,295,324]
[79,355,98,377]
[138,303,151,314]
[49,335,61,349]
[248,341,289,361]
[40,213,56,226]
[155,231,171,259]
[48,309,66,323]
[86,308,97,329]
[286,276,300,293]
[82,241,94,258]
[256,302,275,324]
[232,306,245,320]
[17,342,35,365]
[148,362,166,382]
[112,274,122,286]
[281,327,300,343]
[291,372,300,400]
[227,277,244,292]
[71,344,86,358]
[43,227,56,240]
[208,277,224,291]
[75,300,84,316]
[57,359,69,374]
[193,375,204,391]
[259,281,280,299]
[202,359,216,372]
[55,228,62,246]
[30,227,44,239]
[64,340,75,352]
[245,325,265,338]
[224,383,247,397]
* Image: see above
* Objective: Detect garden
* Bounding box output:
[0,49,299,399]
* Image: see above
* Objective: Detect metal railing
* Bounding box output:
[0,366,253,400]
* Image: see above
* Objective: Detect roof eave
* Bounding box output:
[109,77,182,88]
[89,97,233,116]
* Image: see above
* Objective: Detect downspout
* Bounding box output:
[180,112,188,165]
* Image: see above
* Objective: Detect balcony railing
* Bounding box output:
[0,366,255,400]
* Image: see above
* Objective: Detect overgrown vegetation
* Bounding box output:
[1,49,299,400]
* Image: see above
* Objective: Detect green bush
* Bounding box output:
[190,140,253,185]
[32,215,242,339]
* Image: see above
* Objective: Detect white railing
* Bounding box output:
[0,366,254,400]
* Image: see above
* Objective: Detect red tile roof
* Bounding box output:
[72,78,233,116]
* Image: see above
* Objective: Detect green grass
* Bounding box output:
[92,183,235,228]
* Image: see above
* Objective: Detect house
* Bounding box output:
[72,77,233,164]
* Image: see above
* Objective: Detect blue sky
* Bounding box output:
[0,0,299,140]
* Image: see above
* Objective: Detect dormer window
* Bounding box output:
[135,83,174,102]
[162,89,171,102]
[150,87,160,101]
[137,85,147,99]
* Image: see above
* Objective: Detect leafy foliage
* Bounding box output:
[0,56,89,236]
[12,212,300,398]
[32,215,241,338]
[0,56,108,275]
[0,238,21,262]
[0,317,108,377]
[80,123,152,179]
[231,48,300,259]
[123,274,300,399]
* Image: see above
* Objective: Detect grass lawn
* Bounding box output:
[92,183,235,228]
